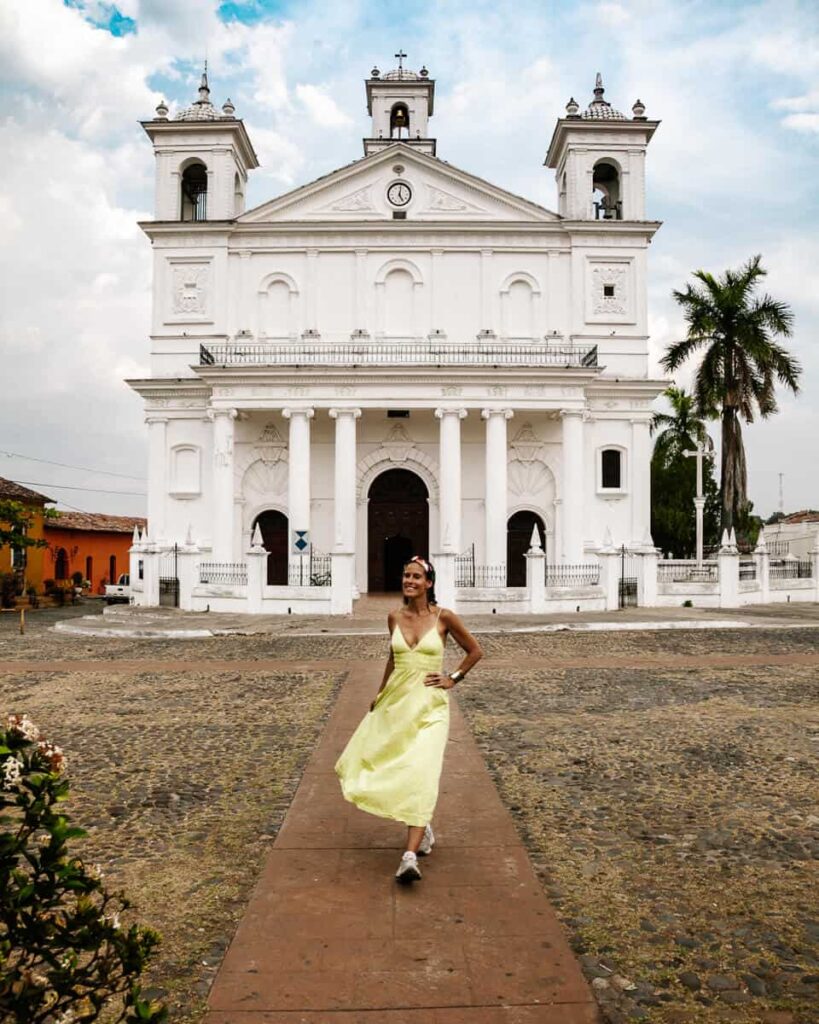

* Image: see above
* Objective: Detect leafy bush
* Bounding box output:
[0,715,167,1023]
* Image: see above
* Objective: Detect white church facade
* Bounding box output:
[128,60,669,615]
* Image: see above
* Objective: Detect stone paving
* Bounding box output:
[0,605,817,1022]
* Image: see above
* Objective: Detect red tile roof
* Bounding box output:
[781,510,819,524]
[0,476,53,504]
[46,512,147,534]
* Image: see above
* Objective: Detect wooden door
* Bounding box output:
[367,469,429,591]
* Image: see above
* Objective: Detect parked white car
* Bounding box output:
[105,573,131,605]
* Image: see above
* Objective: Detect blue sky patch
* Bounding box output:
[63,1,137,36]
[218,0,288,25]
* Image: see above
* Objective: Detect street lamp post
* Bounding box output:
[683,442,714,567]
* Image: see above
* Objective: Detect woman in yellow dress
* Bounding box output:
[335,556,483,883]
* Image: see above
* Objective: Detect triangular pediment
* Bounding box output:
[239,144,560,224]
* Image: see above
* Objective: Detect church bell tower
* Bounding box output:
[364,51,436,157]
[142,68,259,222]
[545,74,659,221]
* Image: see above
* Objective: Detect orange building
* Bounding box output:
[0,477,54,593]
[44,512,146,594]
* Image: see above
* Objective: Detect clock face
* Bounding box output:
[387,181,412,207]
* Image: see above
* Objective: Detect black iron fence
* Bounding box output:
[287,553,332,587]
[199,562,248,586]
[545,563,601,587]
[770,559,813,579]
[158,544,179,608]
[657,560,719,583]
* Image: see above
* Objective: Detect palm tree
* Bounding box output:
[661,255,800,535]
[650,385,712,465]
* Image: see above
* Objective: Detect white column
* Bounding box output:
[481,408,513,567]
[330,408,360,613]
[560,409,584,561]
[329,407,361,551]
[435,407,467,553]
[282,407,315,551]
[209,408,237,562]
[146,415,168,544]
[631,417,652,545]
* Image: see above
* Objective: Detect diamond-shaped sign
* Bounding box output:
[291,529,309,555]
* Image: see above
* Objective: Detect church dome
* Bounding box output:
[382,67,421,81]
[174,68,233,121]
[581,73,627,120]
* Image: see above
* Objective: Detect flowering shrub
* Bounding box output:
[0,715,167,1023]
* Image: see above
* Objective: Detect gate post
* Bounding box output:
[246,529,266,614]
[718,529,740,608]
[176,542,199,612]
[811,530,819,603]
[754,528,770,605]
[525,526,546,614]
[636,545,658,607]
[141,531,160,608]
[331,552,355,615]
[432,551,456,611]
[596,549,620,611]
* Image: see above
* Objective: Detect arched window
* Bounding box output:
[109,554,117,584]
[390,103,410,138]
[181,162,208,221]
[54,548,69,581]
[85,556,93,585]
[234,172,244,217]
[384,268,414,337]
[592,160,622,220]
[601,448,623,489]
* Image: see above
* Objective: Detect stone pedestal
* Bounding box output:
[432,551,456,611]
[246,544,267,614]
[718,548,740,608]
[596,549,620,611]
[331,552,355,615]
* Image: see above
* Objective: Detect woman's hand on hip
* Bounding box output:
[424,672,453,689]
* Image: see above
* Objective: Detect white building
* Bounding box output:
[128,61,668,614]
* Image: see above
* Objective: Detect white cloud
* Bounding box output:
[780,112,819,132]
[295,84,353,128]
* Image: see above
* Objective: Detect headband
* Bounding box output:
[408,555,433,575]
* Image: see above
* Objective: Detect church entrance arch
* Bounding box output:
[507,510,546,587]
[252,509,288,585]
[367,469,429,592]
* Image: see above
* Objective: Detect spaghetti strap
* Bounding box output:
[435,606,442,625]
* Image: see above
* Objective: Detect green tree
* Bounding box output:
[661,255,801,541]
[0,500,52,551]
[650,387,720,557]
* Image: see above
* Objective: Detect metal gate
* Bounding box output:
[618,544,638,608]
[159,544,179,608]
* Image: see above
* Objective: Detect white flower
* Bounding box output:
[55,1011,76,1024]
[7,714,40,741]
[106,912,121,930]
[1,756,21,790]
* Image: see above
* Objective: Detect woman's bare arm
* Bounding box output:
[370,612,397,710]
[424,608,482,688]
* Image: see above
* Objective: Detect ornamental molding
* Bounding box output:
[254,422,287,465]
[323,185,375,213]
[357,434,439,505]
[509,422,545,463]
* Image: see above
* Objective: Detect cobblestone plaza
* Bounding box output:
[1,607,817,1022]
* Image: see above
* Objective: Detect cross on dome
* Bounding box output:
[395,49,407,70]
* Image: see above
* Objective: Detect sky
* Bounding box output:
[0,0,817,520]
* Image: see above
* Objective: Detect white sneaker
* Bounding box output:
[395,851,422,884]
[417,823,435,857]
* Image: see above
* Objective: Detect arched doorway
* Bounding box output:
[253,510,288,585]
[507,510,546,586]
[55,548,69,581]
[368,469,429,592]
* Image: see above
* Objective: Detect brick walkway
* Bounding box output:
[203,659,602,1023]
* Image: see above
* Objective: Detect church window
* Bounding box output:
[390,103,410,138]
[592,160,622,220]
[181,162,208,221]
[233,172,244,216]
[601,448,623,489]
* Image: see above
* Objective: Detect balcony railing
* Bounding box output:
[199,341,598,369]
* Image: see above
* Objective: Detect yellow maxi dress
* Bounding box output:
[335,621,450,827]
